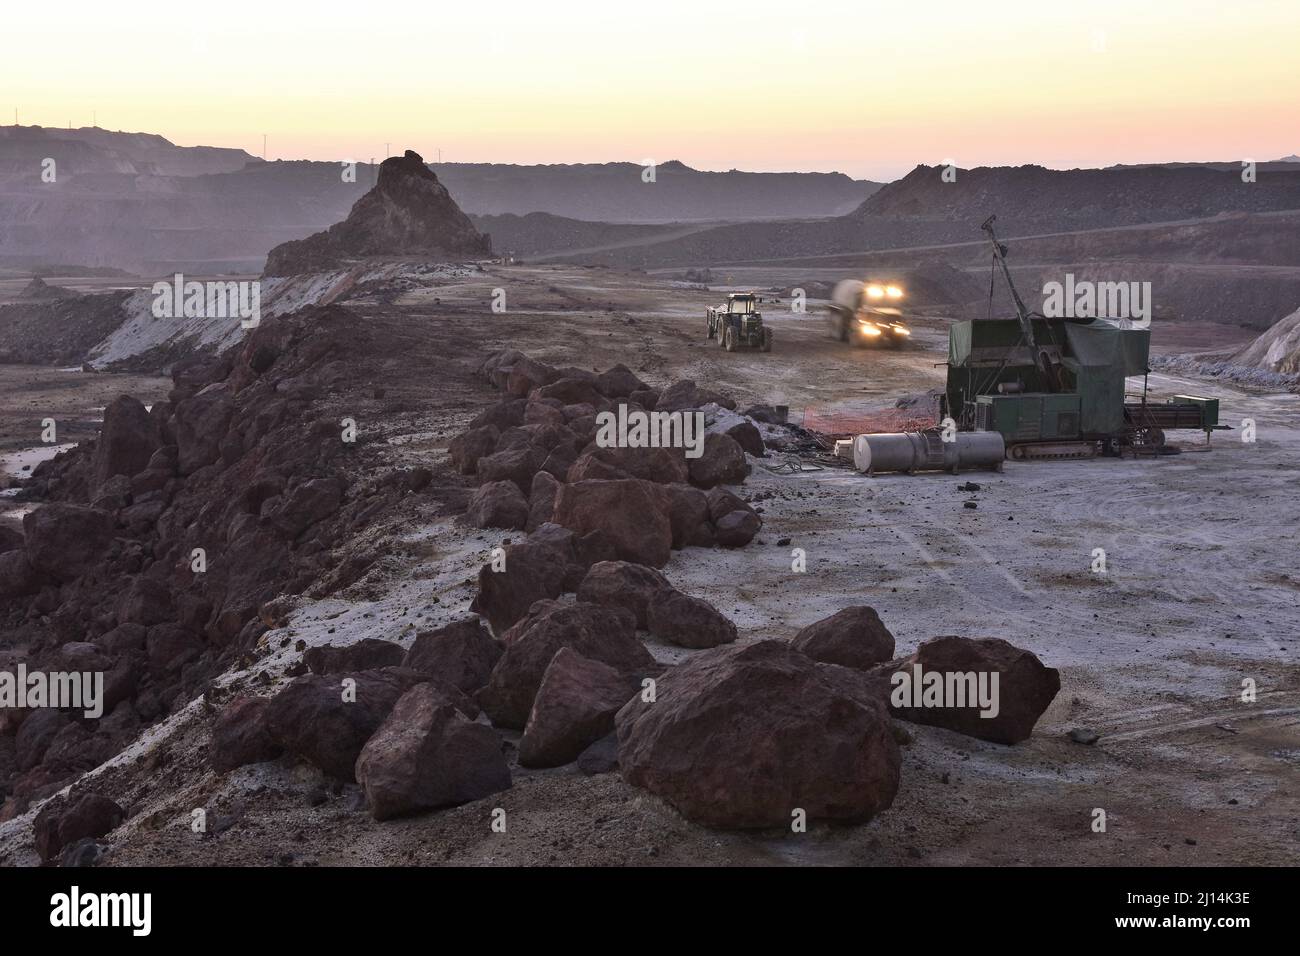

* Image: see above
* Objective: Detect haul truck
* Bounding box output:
[827,279,911,347]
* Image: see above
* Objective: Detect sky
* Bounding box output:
[4,0,1298,180]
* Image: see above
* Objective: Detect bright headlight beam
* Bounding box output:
[886,285,903,299]
[866,285,885,299]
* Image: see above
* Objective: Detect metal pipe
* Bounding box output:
[853,431,1005,475]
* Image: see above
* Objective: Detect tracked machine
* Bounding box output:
[940,216,1223,461]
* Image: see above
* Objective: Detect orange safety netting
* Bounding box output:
[800,404,939,437]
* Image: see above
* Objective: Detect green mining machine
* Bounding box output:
[940,217,1223,460]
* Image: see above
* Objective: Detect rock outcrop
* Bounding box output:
[263,150,490,276]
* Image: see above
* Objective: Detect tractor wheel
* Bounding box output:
[760,328,772,352]
[724,327,736,352]
[717,324,728,347]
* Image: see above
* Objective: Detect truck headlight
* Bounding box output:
[866,285,885,299]
[886,285,903,299]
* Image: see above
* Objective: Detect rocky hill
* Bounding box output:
[433,160,877,222]
[262,151,490,276]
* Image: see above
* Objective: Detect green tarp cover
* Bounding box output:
[948,321,973,366]
[1064,322,1150,375]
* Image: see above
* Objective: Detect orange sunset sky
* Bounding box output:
[4,0,1297,180]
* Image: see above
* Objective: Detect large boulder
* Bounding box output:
[264,668,460,780]
[596,364,647,398]
[478,601,656,729]
[688,432,750,488]
[660,483,715,549]
[576,561,673,629]
[551,479,673,568]
[475,444,543,492]
[33,792,126,863]
[616,640,901,828]
[656,380,736,413]
[791,607,895,670]
[209,696,282,772]
[646,591,738,649]
[355,684,511,821]
[887,636,1060,744]
[304,639,405,675]
[402,618,503,693]
[519,648,641,767]
[91,395,160,488]
[463,480,529,530]
[173,382,235,474]
[470,527,585,633]
[448,424,500,475]
[706,488,762,547]
[570,443,689,485]
[526,471,559,532]
[0,550,40,598]
[268,478,343,537]
[23,504,115,581]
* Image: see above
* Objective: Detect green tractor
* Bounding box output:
[707,293,772,352]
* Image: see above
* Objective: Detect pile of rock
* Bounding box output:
[203,351,1060,835]
[453,349,764,557]
[0,306,427,821]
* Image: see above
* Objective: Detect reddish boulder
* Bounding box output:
[469,398,526,432]
[646,591,737,649]
[402,618,503,693]
[478,601,655,729]
[448,424,500,475]
[476,445,543,492]
[791,607,895,670]
[469,534,572,633]
[573,442,689,485]
[551,479,673,568]
[355,684,511,821]
[576,561,673,628]
[688,432,750,488]
[659,483,715,548]
[519,647,641,767]
[33,792,125,863]
[264,668,457,780]
[304,639,405,675]
[725,420,765,457]
[706,488,762,547]
[595,364,647,398]
[91,395,159,488]
[463,480,529,530]
[209,696,282,772]
[173,382,235,474]
[0,550,40,598]
[23,504,115,581]
[616,640,900,828]
[887,636,1061,744]
[655,380,736,413]
[526,471,558,532]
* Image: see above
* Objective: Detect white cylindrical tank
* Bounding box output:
[853,431,1005,475]
[831,279,864,313]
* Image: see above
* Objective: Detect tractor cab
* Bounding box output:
[706,292,772,352]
